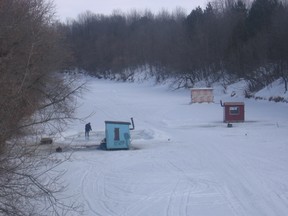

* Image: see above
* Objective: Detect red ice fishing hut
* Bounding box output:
[221,101,245,123]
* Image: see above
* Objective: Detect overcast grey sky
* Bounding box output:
[54,0,208,21]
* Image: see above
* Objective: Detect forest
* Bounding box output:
[62,0,288,93]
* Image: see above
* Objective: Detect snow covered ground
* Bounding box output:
[54,77,288,216]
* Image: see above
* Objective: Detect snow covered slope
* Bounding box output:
[56,77,288,216]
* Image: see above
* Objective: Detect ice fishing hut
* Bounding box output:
[221,101,245,123]
[104,118,135,150]
[191,88,214,103]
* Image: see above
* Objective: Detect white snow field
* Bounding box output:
[55,77,288,216]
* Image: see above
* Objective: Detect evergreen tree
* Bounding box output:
[247,0,280,36]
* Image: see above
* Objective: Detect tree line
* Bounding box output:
[64,0,288,92]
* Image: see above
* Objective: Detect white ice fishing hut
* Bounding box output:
[191,88,214,103]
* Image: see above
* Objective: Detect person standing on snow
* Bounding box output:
[85,122,92,139]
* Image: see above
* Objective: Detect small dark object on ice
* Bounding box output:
[40,137,53,144]
[56,147,62,152]
[99,138,107,150]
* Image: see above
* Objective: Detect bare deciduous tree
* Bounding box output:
[0,0,83,215]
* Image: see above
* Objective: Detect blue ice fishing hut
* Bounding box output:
[104,118,135,150]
